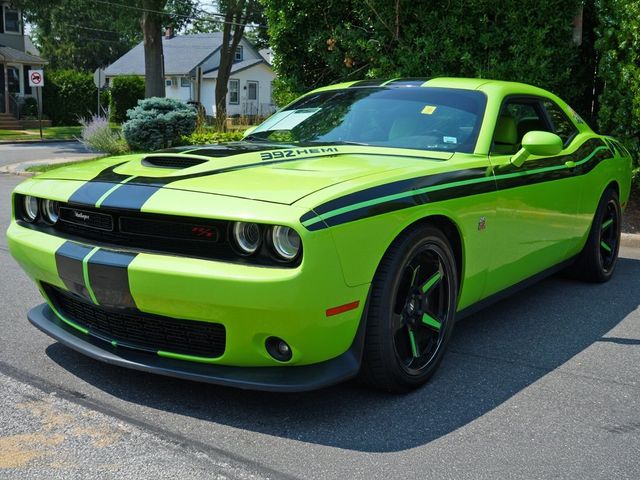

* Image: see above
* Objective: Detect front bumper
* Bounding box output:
[29,304,364,392]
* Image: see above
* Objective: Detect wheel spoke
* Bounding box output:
[409,265,421,287]
[420,268,442,294]
[600,240,612,253]
[407,327,420,358]
[601,218,613,231]
[422,312,442,331]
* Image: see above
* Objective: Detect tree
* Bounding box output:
[263,0,590,111]
[214,0,264,130]
[140,0,167,98]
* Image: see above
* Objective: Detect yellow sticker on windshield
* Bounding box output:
[421,105,437,115]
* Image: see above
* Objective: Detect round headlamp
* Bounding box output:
[22,196,39,222]
[232,222,262,255]
[271,226,301,261]
[42,199,60,224]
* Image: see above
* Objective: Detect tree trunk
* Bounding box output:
[141,0,167,98]
[214,0,247,131]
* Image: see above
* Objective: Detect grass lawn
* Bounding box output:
[0,126,83,142]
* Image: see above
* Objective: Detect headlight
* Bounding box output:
[22,195,39,222]
[42,199,60,224]
[270,226,301,261]
[232,222,262,254]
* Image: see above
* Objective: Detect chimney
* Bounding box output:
[165,27,174,39]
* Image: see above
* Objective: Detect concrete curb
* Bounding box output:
[0,139,79,145]
[621,233,640,249]
[0,155,100,177]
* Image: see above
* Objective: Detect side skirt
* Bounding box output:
[456,256,577,321]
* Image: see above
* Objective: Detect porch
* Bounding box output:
[0,45,46,128]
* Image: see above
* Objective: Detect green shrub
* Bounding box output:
[79,114,128,155]
[122,97,197,152]
[42,70,96,125]
[22,97,39,119]
[109,76,145,124]
[181,130,245,145]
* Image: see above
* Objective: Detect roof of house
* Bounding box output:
[104,33,225,77]
[0,44,46,64]
[202,58,267,79]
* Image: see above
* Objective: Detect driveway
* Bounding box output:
[0,142,94,168]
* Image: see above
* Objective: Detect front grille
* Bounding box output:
[52,204,232,261]
[46,285,226,358]
[142,155,208,169]
[59,206,114,231]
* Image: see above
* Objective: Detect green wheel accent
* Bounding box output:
[421,271,442,293]
[408,328,419,358]
[601,218,613,231]
[422,313,442,330]
[600,241,612,253]
[81,247,101,305]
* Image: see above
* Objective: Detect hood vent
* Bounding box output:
[142,155,208,169]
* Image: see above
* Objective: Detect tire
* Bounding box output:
[360,224,458,392]
[571,188,621,282]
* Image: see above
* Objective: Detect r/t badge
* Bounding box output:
[478,217,487,231]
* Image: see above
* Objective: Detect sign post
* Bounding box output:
[28,70,44,140]
[93,68,106,115]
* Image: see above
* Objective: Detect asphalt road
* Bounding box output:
[0,142,92,167]
[1,173,639,479]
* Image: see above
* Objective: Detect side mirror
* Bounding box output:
[511,131,563,167]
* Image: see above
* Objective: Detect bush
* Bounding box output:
[79,114,128,155]
[181,130,245,145]
[122,97,197,152]
[109,76,145,124]
[22,97,39,118]
[42,70,96,125]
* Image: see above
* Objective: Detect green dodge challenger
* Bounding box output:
[7,78,633,392]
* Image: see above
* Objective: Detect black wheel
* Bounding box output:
[360,224,458,392]
[571,188,621,282]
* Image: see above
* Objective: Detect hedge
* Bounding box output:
[42,70,96,125]
[109,76,145,124]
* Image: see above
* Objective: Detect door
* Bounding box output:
[483,96,582,297]
[0,66,5,114]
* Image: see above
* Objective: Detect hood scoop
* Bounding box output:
[141,155,208,169]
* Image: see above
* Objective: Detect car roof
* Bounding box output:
[310,77,554,99]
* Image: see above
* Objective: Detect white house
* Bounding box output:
[0,0,46,128]
[104,31,277,118]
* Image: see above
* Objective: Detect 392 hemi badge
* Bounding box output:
[260,147,338,161]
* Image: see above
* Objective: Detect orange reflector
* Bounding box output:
[326,301,360,317]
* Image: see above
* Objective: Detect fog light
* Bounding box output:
[265,336,293,362]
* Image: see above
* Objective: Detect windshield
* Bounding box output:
[249,87,487,153]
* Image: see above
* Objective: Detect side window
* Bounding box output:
[542,100,578,146]
[492,100,550,154]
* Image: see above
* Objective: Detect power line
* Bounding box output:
[91,0,266,29]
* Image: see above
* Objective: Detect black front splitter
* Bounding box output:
[27,303,364,393]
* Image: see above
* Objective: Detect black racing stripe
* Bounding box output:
[86,249,137,308]
[97,184,162,210]
[313,167,490,215]
[385,78,430,87]
[54,242,93,301]
[349,79,386,88]
[302,138,613,231]
[67,162,129,205]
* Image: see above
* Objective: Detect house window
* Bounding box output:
[7,66,20,93]
[229,79,239,104]
[4,7,20,33]
[247,81,258,101]
[180,77,190,87]
[165,78,173,87]
[234,46,243,61]
[23,66,32,95]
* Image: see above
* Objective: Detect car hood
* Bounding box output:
[35,142,454,205]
